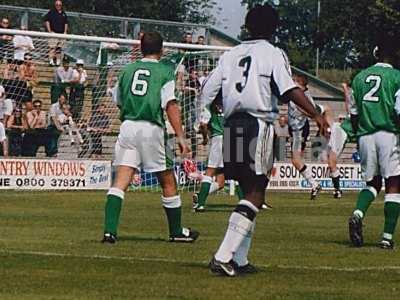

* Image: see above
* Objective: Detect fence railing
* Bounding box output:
[0,5,212,43]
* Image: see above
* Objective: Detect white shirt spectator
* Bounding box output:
[13,34,34,61]
[72,68,88,84]
[55,66,74,83]
[0,98,13,120]
[49,102,63,125]
[0,122,6,142]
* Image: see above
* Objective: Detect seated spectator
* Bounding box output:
[0,17,13,62]
[44,0,68,66]
[3,59,30,105]
[77,118,90,158]
[13,25,34,63]
[6,107,26,156]
[19,53,38,88]
[0,85,14,127]
[87,103,110,158]
[57,103,83,145]
[196,35,205,45]
[0,120,8,157]
[182,32,193,44]
[23,99,50,157]
[274,115,290,161]
[69,59,87,120]
[2,58,19,80]
[47,93,67,156]
[51,56,74,103]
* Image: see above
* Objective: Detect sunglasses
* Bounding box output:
[34,105,41,108]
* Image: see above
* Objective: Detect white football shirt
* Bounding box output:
[200,39,297,123]
[288,89,316,130]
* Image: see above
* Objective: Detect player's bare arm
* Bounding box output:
[165,100,190,157]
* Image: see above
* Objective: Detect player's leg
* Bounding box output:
[349,133,380,247]
[156,170,199,242]
[377,131,400,249]
[211,114,272,276]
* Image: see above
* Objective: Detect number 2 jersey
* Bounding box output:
[351,63,400,136]
[200,39,297,123]
[116,58,176,128]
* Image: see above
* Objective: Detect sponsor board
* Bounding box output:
[0,159,111,190]
[269,163,365,190]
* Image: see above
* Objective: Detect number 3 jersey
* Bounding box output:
[351,63,400,136]
[115,58,176,128]
[200,39,297,123]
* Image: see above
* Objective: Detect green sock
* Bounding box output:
[104,192,123,235]
[383,198,400,237]
[353,187,376,218]
[162,196,183,236]
[236,185,244,200]
[197,177,212,206]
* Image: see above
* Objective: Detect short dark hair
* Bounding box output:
[141,32,163,56]
[376,32,400,62]
[245,4,279,39]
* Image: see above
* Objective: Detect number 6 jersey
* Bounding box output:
[115,58,176,128]
[351,63,400,136]
[200,39,297,123]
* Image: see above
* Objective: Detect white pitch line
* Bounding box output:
[2,250,400,273]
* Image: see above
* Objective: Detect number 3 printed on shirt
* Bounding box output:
[236,56,252,93]
[131,69,151,96]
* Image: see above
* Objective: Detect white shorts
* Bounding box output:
[328,122,348,156]
[114,120,172,173]
[359,131,400,181]
[207,135,223,169]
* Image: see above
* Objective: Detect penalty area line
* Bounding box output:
[1,250,400,273]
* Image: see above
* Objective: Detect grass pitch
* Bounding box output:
[0,190,399,300]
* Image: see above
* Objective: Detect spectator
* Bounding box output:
[87,103,110,158]
[2,58,19,80]
[13,25,34,63]
[196,35,205,45]
[0,18,13,62]
[57,103,83,145]
[131,30,144,60]
[77,118,90,158]
[47,93,67,156]
[6,107,26,156]
[44,0,68,65]
[183,32,193,44]
[19,53,38,90]
[2,58,30,105]
[0,85,14,127]
[274,115,290,161]
[52,56,73,103]
[0,120,8,157]
[23,99,50,157]
[69,59,87,120]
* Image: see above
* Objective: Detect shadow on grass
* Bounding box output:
[330,240,380,248]
[118,235,166,242]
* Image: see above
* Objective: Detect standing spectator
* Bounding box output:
[274,115,290,161]
[87,103,110,158]
[2,58,30,105]
[6,107,26,156]
[23,99,49,157]
[183,32,193,44]
[0,120,8,157]
[196,35,205,45]
[13,25,34,63]
[0,17,13,62]
[0,85,13,127]
[47,93,67,156]
[44,0,68,66]
[69,59,87,120]
[52,56,74,103]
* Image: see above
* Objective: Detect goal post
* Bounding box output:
[0,29,229,191]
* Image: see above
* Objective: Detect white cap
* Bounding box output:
[76,59,84,65]
[107,61,114,66]
[0,85,5,100]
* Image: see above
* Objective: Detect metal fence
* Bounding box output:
[0,5,211,43]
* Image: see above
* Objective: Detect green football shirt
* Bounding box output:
[351,63,400,136]
[340,117,356,143]
[209,105,224,137]
[117,58,176,127]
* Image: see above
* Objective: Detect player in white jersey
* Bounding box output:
[288,74,322,199]
[200,4,329,277]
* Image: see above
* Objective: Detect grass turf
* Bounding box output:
[0,190,399,300]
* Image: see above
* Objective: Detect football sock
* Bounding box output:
[236,185,245,200]
[353,186,377,219]
[233,221,255,267]
[300,165,318,189]
[330,169,341,190]
[215,200,258,263]
[104,188,124,235]
[197,176,213,207]
[383,194,400,240]
[162,195,183,236]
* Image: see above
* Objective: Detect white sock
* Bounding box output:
[330,169,340,178]
[209,181,220,194]
[233,221,255,266]
[300,165,318,188]
[215,200,258,263]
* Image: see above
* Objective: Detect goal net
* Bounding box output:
[0,29,228,191]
